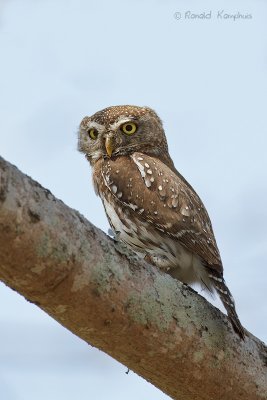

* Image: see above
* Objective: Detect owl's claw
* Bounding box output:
[108,228,115,238]
[108,228,121,242]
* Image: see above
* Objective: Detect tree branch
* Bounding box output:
[0,155,266,400]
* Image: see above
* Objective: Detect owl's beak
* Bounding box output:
[105,136,114,157]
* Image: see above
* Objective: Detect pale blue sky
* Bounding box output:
[0,1,266,399]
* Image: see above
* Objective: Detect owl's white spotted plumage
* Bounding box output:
[78,105,245,339]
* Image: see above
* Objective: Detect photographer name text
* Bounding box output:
[174,10,252,21]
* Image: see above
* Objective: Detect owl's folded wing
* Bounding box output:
[98,152,223,272]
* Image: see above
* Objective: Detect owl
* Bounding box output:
[78,105,245,339]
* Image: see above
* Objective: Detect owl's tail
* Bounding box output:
[208,270,245,339]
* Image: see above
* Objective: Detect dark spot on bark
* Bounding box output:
[0,168,8,202]
[32,190,40,202]
[77,213,85,225]
[258,344,267,367]
[0,189,6,202]
[43,188,53,200]
[199,325,209,337]
[91,287,101,297]
[28,208,41,223]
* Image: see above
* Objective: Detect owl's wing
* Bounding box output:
[97,153,223,272]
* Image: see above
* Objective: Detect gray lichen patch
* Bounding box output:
[36,232,70,263]
[88,250,127,296]
[0,157,12,203]
[125,275,181,332]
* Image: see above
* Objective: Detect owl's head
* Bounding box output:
[78,105,170,165]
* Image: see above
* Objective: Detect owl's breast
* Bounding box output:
[93,157,145,248]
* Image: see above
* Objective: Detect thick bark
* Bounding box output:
[0,155,266,400]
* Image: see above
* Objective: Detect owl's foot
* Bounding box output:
[144,254,157,266]
[108,228,121,242]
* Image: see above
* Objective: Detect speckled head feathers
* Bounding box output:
[80,105,162,129]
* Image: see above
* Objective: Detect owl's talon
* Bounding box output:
[108,228,115,238]
[108,228,121,242]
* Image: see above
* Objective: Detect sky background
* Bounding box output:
[0,0,267,399]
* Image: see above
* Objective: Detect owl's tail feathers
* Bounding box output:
[208,270,245,340]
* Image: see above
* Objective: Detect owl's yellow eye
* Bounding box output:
[121,122,137,135]
[88,128,98,140]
